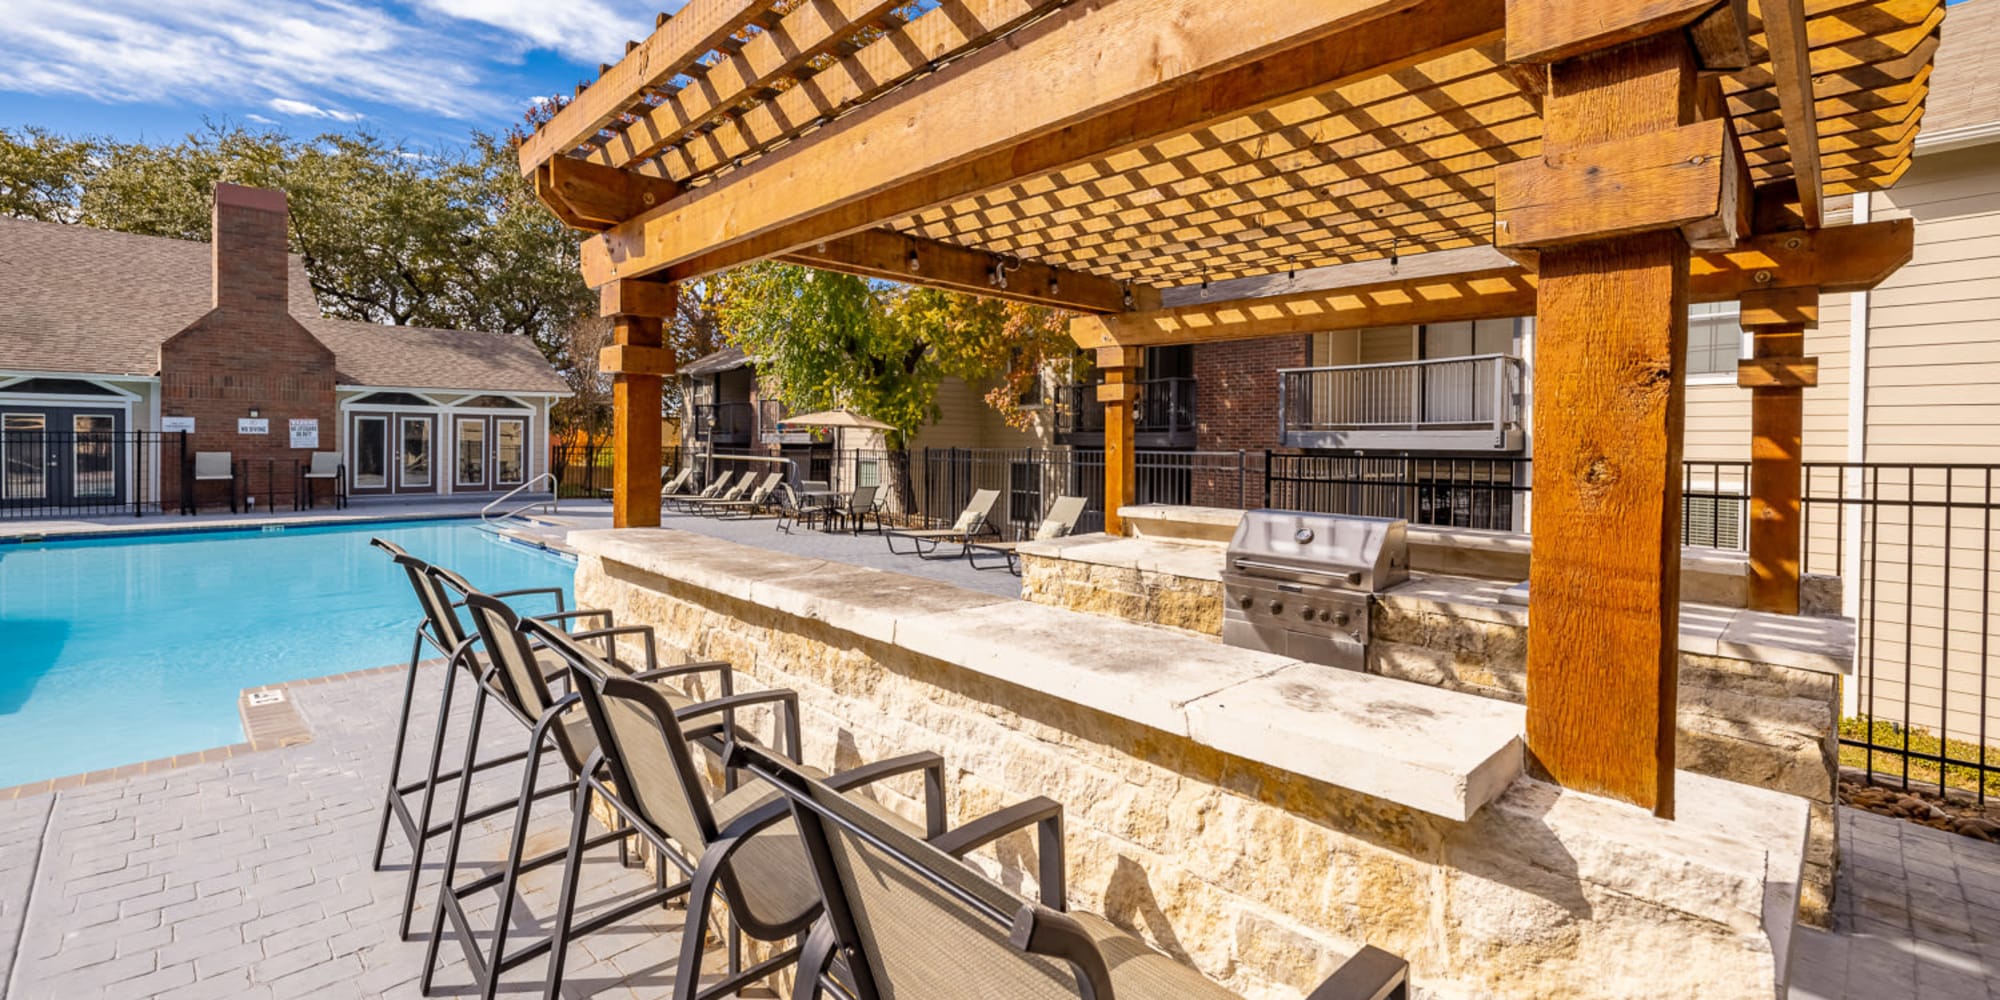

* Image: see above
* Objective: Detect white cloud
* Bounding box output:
[413,0,669,64]
[245,113,278,124]
[0,0,660,123]
[268,98,365,122]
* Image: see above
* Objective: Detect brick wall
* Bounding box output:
[159,184,336,510]
[1190,335,1306,507]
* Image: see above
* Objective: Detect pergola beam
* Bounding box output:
[1071,221,1914,348]
[1759,0,1828,224]
[577,0,1505,286]
[782,229,1155,314]
[518,1,778,176]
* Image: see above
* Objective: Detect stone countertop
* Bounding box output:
[1020,532,1855,676]
[570,528,1526,822]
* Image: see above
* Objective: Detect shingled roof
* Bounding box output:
[0,216,566,394]
[1924,0,2000,138]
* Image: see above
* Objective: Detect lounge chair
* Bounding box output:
[733,741,1414,1000]
[885,488,1001,559]
[676,471,758,514]
[186,450,238,513]
[666,470,736,512]
[422,591,768,999]
[605,466,692,502]
[700,471,786,518]
[366,541,619,940]
[300,451,345,510]
[524,620,952,1000]
[968,495,1089,574]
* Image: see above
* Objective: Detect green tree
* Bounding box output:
[0,127,93,223]
[717,259,1075,513]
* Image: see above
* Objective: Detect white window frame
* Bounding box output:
[455,417,488,488]
[1686,303,1752,386]
[399,416,434,490]
[352,415,391,490]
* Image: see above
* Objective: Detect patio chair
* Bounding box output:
[187,450,238,514]
[733,741,1413,1000]
[667,470,736,513]
[700,471,786,518]
[524,620,951,1000]
[968,495,1089,574]
[774,483,833,534]
[300,451,345,510]
[828,483,882,534]
[366,541,623,939]
[884,488,1001,559]
[606,466,692,502]
[422,591,779,1000]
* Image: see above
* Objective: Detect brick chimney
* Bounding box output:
[211,182,291,314]
[159,183,337,509]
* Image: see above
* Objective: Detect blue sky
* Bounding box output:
[0,0,691,150]
[0,0,1977,149]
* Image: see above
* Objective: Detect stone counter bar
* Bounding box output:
[570,528,1809,1000]
[1022,506,1852,927]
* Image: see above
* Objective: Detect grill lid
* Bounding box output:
[1225,510,1410,593]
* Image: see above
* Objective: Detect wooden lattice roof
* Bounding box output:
[520,0,1943,293]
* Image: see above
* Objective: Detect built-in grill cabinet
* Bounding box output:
[1221,511,1410,671]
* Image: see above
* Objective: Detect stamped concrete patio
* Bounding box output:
[0,644,1993,998]
[0,666,720,999]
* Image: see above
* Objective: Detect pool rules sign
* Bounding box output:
[289,419,319,449]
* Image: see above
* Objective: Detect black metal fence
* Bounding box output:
[0,430,184,519]
[1803,464,2000,803]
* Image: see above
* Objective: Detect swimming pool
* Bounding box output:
[0,519,575,787]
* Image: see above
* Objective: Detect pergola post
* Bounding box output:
[1505,30,1706,816]
[1739,285,1820,613]
[601,279,679,529]
[1098,346,1142,536]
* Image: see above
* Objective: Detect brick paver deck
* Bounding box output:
[0,667,710,999]
[1791,807,2000,1000]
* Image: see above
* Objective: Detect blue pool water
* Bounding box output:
[0,519,575,787]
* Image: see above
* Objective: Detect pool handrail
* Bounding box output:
[482,472,559,525]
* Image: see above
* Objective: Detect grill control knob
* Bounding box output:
[1237,595,1253,610]
[1333,610,1351,627]
[1300,605,1315,620]
[1267,599,1283,615]
[1318,609,1332,622]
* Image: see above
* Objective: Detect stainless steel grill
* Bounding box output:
[1220,510,1410,671]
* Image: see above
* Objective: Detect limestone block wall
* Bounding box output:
[575,544,1806,1000]
[1020,548,1846,927]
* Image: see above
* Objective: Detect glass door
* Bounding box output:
[455,418,487,490]
[2,413,47,500]
[399,416,433,492]
[494,418,526,487]
[352,415,389,491]
[71,414,116,499]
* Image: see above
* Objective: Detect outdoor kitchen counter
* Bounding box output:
[566,527,1524,821]
[570,526,1811,1000]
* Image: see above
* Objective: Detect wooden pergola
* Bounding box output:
[521,0,1937,815]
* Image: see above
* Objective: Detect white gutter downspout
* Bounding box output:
[1841,191,1872,718]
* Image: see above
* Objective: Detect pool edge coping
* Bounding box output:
[0,661,414,801]
[0,510,484,545]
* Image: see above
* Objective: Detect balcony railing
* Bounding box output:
[1054,377,1197,448]
[693,402,754,446]
[1279,355,1525,452]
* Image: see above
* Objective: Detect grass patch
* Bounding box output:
[1840,717,2000,798]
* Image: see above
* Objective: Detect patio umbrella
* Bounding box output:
[776,409,897,431]
[776,409,898,483]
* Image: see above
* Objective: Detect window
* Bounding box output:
[72,414,115,498]
[1687,302,1747,379]
[1684,495,1744,549]
[856,458,880,489]
[350,391,430,407]
[459,394,528,409]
